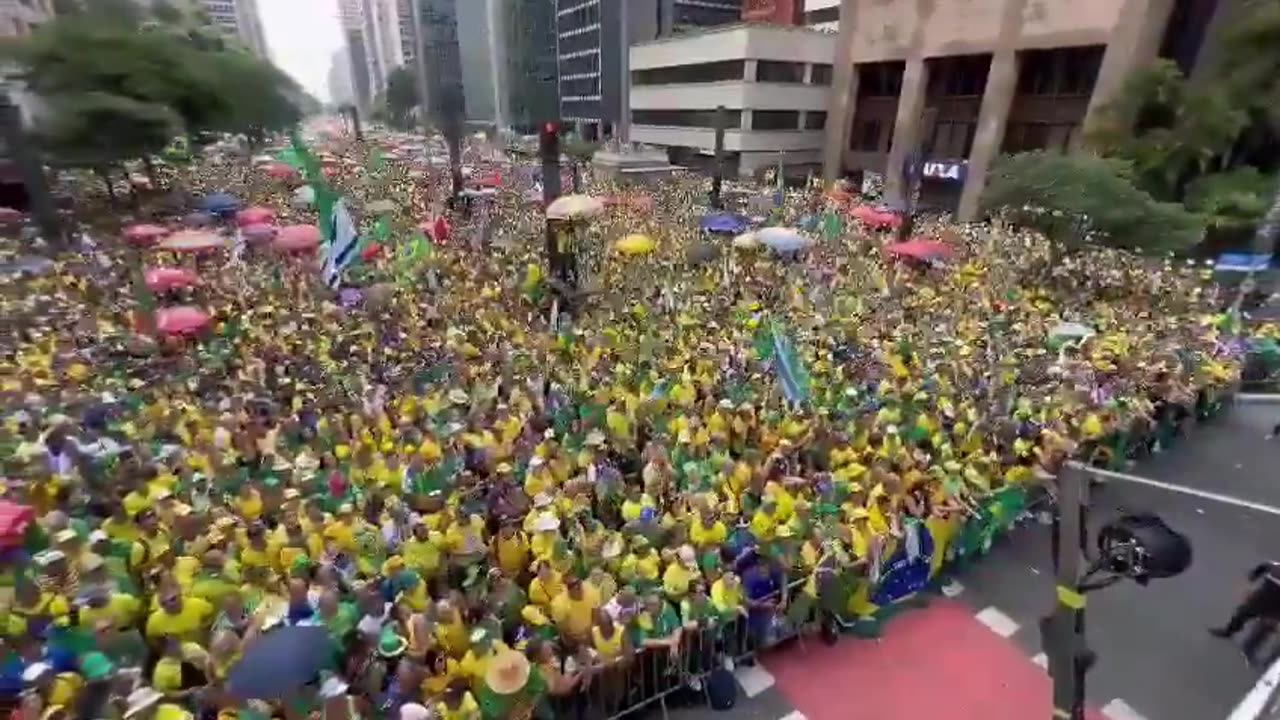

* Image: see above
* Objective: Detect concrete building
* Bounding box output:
[629,23,835,177]
[396,0,417,64]
[200,0,270,57]
[494,0,559,133]
[557,0,744,141]
[802,0,839,31]
[338,0,373,112]
[821,0,1232,221]
[742,0,802,25]
[328,47,355,107]
[0,0,54,38]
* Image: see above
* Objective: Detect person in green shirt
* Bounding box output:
[634,594,682,651]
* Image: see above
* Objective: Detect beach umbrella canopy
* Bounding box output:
[262,162,297,179]
[198,192,241,215]
[226,625,334,701]
[886,240,952,261]
[545,194,604,221]
[236,207,275,227]
[145,267,200,292]
[1050,321,1095,340]
[614,234,656,256]
[366,199,397,214]
[700,212,751,234]
[732,232,761,249]
[273,224,322,253]
[123,224,170,246]
[757,226,814,252]
[0,207,25,223]
[293,185,316,205]
[157,230,228,253]
[183,211,216,228]
[154,306,211,336]
[241,223,277,243]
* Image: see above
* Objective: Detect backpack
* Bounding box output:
[707,667,737,711]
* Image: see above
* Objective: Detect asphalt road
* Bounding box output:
[954,401,1280,720]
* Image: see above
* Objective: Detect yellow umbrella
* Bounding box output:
[615,234,656,256]
[545,194,605,221]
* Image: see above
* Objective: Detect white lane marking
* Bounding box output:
[975,606,1020,638]
[1102,698,1149,720]
[1031,652,1048,669]
[1081,465,1280,517]
[941,580,965,598]
[734,663,776,698]
[778,712,808,720]
[1235,393,1280,403]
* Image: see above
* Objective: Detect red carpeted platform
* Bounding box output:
[762,600,1105,720]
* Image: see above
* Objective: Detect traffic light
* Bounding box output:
[539,122,560,161]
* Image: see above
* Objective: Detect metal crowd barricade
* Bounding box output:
[558,578,813,720]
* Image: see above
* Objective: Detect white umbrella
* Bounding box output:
[292,185,315,207]
[756,226,814,252]
[732,232,760,249]
[1050,321,1094,339]
[545,194,605,221]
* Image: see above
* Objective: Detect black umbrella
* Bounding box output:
[225,625,335,701]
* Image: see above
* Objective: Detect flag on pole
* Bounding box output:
[323,199,360,288]
[290,131,338,244]
[766,321,810,404]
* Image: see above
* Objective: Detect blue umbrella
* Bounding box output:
[199,192,242,216]
[226,625,335,700]
[700,212,751,235]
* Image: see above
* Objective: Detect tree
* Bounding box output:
[384,66,419,130]
[204,51,304,151]
[982,151,1204,254]
[38,92,179,204]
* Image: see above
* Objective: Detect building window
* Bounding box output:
[1002,121,1078,153]
[851,119,882,152]
[632,109,743,128]
[1017,46,1104,96]
[927,54,991,97]
[757,60,805,83]
[752,110,799,130]
[857,61,904,97]
[929,121,976,158]
[809,64,833,85]
[804,111,828,130]
[632,60,745,85]
[804,6,840,25]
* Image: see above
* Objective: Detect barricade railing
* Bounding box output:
[552,579,810,720]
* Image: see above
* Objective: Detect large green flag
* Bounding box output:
[289,131,339,244]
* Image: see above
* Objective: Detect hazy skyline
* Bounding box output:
[260,0,345,102]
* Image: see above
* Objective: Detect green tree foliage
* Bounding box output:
[204,51,304,149]
[1185,168,1275,226]
[982,151,1204,254]
[38,92,179,167]
[384,66,419,130]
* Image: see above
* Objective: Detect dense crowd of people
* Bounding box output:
[0,126,1243,720]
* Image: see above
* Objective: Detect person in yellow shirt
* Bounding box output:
[436,681,481,720]
[492,523,530,578]
[457,629,511,692]
[433,600,470,659]
[527,513,560,563]
[421,648,463,699]
[750,497,780,541]
[234,484,264,524]
[402,523,443,580]
[145,587,214,646]
[528,562,563,609]
[710,571,747,620]
[129,510,172,580]
[323,505,359,554]
[661,546,700,601]
[550,575,601,644]
[688,508,727,550]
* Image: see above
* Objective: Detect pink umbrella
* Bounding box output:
[123,224,171,247]
[273,224,321,253]
[145,267,200,292]
[237,207,275,227]
[886,239,953,261]
[242,223,277,244]
[0,208,24,224]
[157,230,228,253]
[263,163,297,180]
[155,306,212,336]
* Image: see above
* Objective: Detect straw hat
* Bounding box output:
[124,687,164,718]
[484,649,531,695]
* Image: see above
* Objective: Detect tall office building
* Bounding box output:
[556,0,744,141]
[416,0,502,128]
[396,0,418,64]
[495,0,558,133]
[328,47,355,107]
[200,0,270,57]
[417,0,466,132]
[338,0,373,112]
[821,0,1233,221]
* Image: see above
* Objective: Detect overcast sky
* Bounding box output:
[260,0,344,102]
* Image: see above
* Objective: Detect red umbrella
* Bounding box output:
[0,208,24,224]
[145,267,200,292]
[477,173,502,188]
[155,306,212,336]
[263,163,298,180]
[886,239,953,261]
[273,224,322,253]
[123,223,171,247]
[242,223,277,243]
[0,500,34,551]
[237,206,275,227]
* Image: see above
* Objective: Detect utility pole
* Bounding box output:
[0,93,62,247]
[1043,462,1092,720]
[540,121,571,297]
[710,105,727,210]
